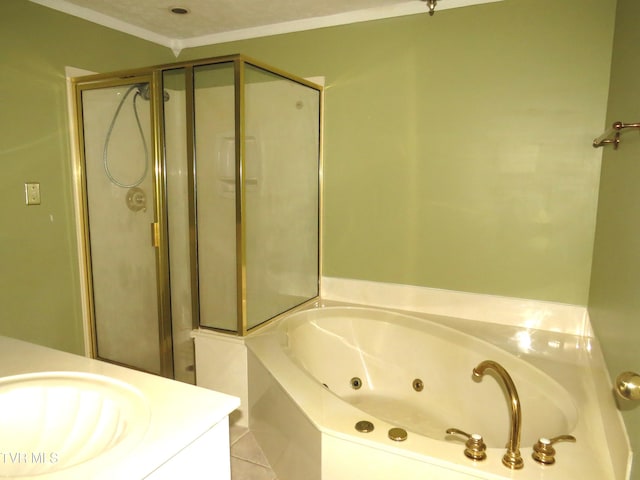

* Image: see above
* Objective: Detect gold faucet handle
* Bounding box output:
[446,428,487,461]
[532,434,576,465]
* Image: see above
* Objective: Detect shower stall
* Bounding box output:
[71,55,323,383]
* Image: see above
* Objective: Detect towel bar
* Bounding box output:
[593,121,640,149]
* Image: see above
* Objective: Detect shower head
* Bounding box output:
[136,84,170,102]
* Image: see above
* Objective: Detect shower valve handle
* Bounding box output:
[446,428,487,461]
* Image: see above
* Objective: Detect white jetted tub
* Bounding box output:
[246,304,630,480]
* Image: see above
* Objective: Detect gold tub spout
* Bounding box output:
[472,360,524,470]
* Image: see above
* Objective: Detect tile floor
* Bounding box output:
[230,425,278,480]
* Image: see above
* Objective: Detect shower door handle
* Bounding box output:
[151,222,160,248]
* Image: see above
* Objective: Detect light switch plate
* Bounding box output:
[25,182,41,205]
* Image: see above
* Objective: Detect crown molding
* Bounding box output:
[31,0,503,56]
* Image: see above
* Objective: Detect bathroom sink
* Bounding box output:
[0,371,150,478]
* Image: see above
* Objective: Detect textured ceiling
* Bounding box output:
[30,0,502,54]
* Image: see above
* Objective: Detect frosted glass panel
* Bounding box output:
[81,84,161,374]
[244,66,321,330]
[163,69,195,383]
[194,63,238,331]
[76,57,319,376]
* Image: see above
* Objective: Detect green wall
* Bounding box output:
[589,0,640,476]
[181,0,615,305]
[0,0,616,345]
[2,0,638,476]
[0,0,640,478]
[0,0,173,353]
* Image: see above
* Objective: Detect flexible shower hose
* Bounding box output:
[102,84,149,188]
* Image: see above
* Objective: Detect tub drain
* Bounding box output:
[350,377,363,389]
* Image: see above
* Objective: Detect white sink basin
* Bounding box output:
[0,372,150,478]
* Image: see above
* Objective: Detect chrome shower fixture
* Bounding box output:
[103,84,149,188]
[137,84,170,102]
[137,84,150,100]
[423,0,437,16]
[102,83,168,190]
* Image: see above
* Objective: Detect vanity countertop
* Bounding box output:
[0,335,240,479]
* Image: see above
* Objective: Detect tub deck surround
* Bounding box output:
[244,304,631,480]
[0,335,240,480]
[321,277,591,336]
[192,330,250,427]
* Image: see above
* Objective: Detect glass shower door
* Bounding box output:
[78,80,169,376]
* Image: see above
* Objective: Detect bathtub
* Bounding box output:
[245,303,630,480]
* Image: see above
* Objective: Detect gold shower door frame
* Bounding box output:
[70,55,323,378]
[72,73,174,377]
